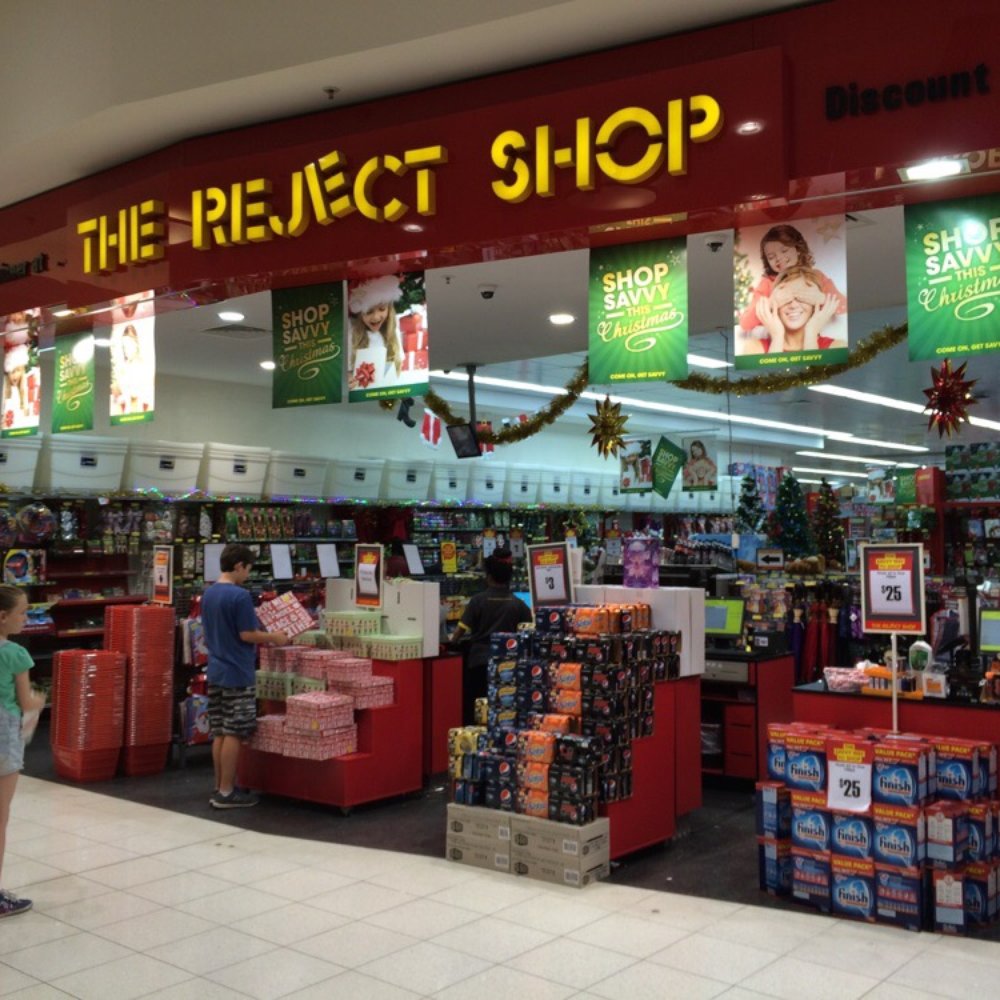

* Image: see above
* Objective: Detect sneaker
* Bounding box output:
[0,890,32,918]
[210,788,259,809]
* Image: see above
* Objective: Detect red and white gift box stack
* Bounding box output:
[321,653,395,707]
[105,604,176,776]
[283,692,358,759]
[253,714,286,754]
[257,591,315,640]
[259,645,303,673]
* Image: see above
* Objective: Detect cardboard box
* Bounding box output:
[446,803,512,846]
[872,803,925,868]
[765,725,789,782]
[785,730,828,793]
[933,868,968,934]
[510,814,609,862]
[876,863,927,932]
[963,861,998,926]
[791,847,831,912]
[758,837,792,896]
[831,855,876,922]
[790,790,831,853]
[934,739,981,802]
[926,802,969,867]
[830,810,874,859]
[510,851,609,888]
[756,781,791,840]
[967,802,995,862]
[872,739,930,807]
[445,835,511,873]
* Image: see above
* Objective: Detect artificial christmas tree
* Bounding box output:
[734,474,766,534]
[812,478,845,568]
[765,473,814,558]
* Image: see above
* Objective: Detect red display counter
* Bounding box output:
[240,658,424,811]
[793,683,1000,740]
[423,654,462,778]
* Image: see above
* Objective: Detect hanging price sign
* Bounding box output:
[859,543,926,634]
[527,542,574,608]
[826,737,874,813]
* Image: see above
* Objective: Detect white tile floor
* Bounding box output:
[0,776,994,999]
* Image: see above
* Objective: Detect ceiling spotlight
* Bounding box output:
[260,360,276,371]
[402,222,424,233]
[51,307,74,318]
[549,313,575,326]
[736,120,764,135]
[218,310,245,322]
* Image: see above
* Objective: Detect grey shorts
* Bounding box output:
[0,708,24,777]
[207,685,258,739]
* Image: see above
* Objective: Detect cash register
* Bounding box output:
[704,598,752,683]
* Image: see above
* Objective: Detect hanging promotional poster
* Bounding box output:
[52,329,95,433]
[1,308,41,438]
[347,272,428,402]
[620,437,653,493]
[588,238,688,385]
[859,543,926,635]
[652,436,686,499]
[271,282,344,408]
[906,193,1000,361]
[152,546,173,605]
[681,436,719,492]
[527,542,573,607]
[733,215,849,371]
[107,290,155,425]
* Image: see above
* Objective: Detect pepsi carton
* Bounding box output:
[831,810,874,859]
[785,730,827,793]
[791,847,832,912]
[875,863,927,931]
[757,837,792,896]
[831,856,877,922]
[487,659,518,686]
[756,781,791,840]
[872,803,926,868]
[872,739,930,807]
[926,801,969,867]
[790,790,831,853]
[490,632,530,658]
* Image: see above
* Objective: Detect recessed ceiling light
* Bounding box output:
[549,313,575,326]
[218,310,245,322]
[898,158,969,182]
[686,353,732,369]
[795,478,824,485]
[93,337,111,347]
[791,466,869,480]
[402,222,424,233]
[824,431,929,453]
[796,450,920,468]
[259,360,276,371]
[51,308,74,318]
[736,120,764,135]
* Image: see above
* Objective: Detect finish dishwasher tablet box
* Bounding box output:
[926,801,969,867]
[755,781,791,839]
[790,790,830,853]
[872,739,931,807]
[872,803,926,869]
[792,848,831,912]
[831,856,877,922]
[876,864,928,931]
[934,739,981,802]
[784,730,828,793]
[757,837,792,896]
[830,811,874,859]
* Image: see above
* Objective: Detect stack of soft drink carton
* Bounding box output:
[758,721,999,934]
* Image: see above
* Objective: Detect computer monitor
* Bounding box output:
[980,608,1000,653]
[705,598,745,638]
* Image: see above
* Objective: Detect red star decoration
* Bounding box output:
[923,359,977,437]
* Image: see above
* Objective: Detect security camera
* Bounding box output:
[478,284,498,300]
[705,236,726,254]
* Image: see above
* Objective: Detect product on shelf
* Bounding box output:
[757,719,1000,934]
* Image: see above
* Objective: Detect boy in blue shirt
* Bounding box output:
[202,544,288,809]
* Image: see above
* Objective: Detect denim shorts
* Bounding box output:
[0,708,24,777]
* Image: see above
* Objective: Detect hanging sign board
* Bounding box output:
[859,542,926,634]
[151,546,173,605]
[271,282,344,408]
[527,542,573,607]
[652,436,686,498]
[354,543,384,609]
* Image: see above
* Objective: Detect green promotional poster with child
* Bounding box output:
[905,192,1000,362]
[733,216,849,371]
[271,282,344,409]
[588,238,688,385]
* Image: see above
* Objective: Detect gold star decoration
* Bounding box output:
[588,395,629,457]
[923,359,978,437]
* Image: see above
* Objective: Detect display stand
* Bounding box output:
[423,653,462,777]
[673,675,703,815]
[239,658,424,811]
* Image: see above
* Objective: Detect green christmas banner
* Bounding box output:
[652,436,686,498]
[108,290,156,426]
[905,193,1000,361]
[733,215,849,371]
[272,283,344,408]
[588,238,688,385]
[53,332,95,433]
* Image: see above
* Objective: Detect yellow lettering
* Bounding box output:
[403,144,447,215]
[491,130,532,203]
[76,200,165,273]
[595,107,664,184]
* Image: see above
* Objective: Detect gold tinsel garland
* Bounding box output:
[423,322,908,444]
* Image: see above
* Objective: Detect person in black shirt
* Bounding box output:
[451,553,531,724]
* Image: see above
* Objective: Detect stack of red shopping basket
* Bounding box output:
[105,604,176,776]
[50,650,126,782]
